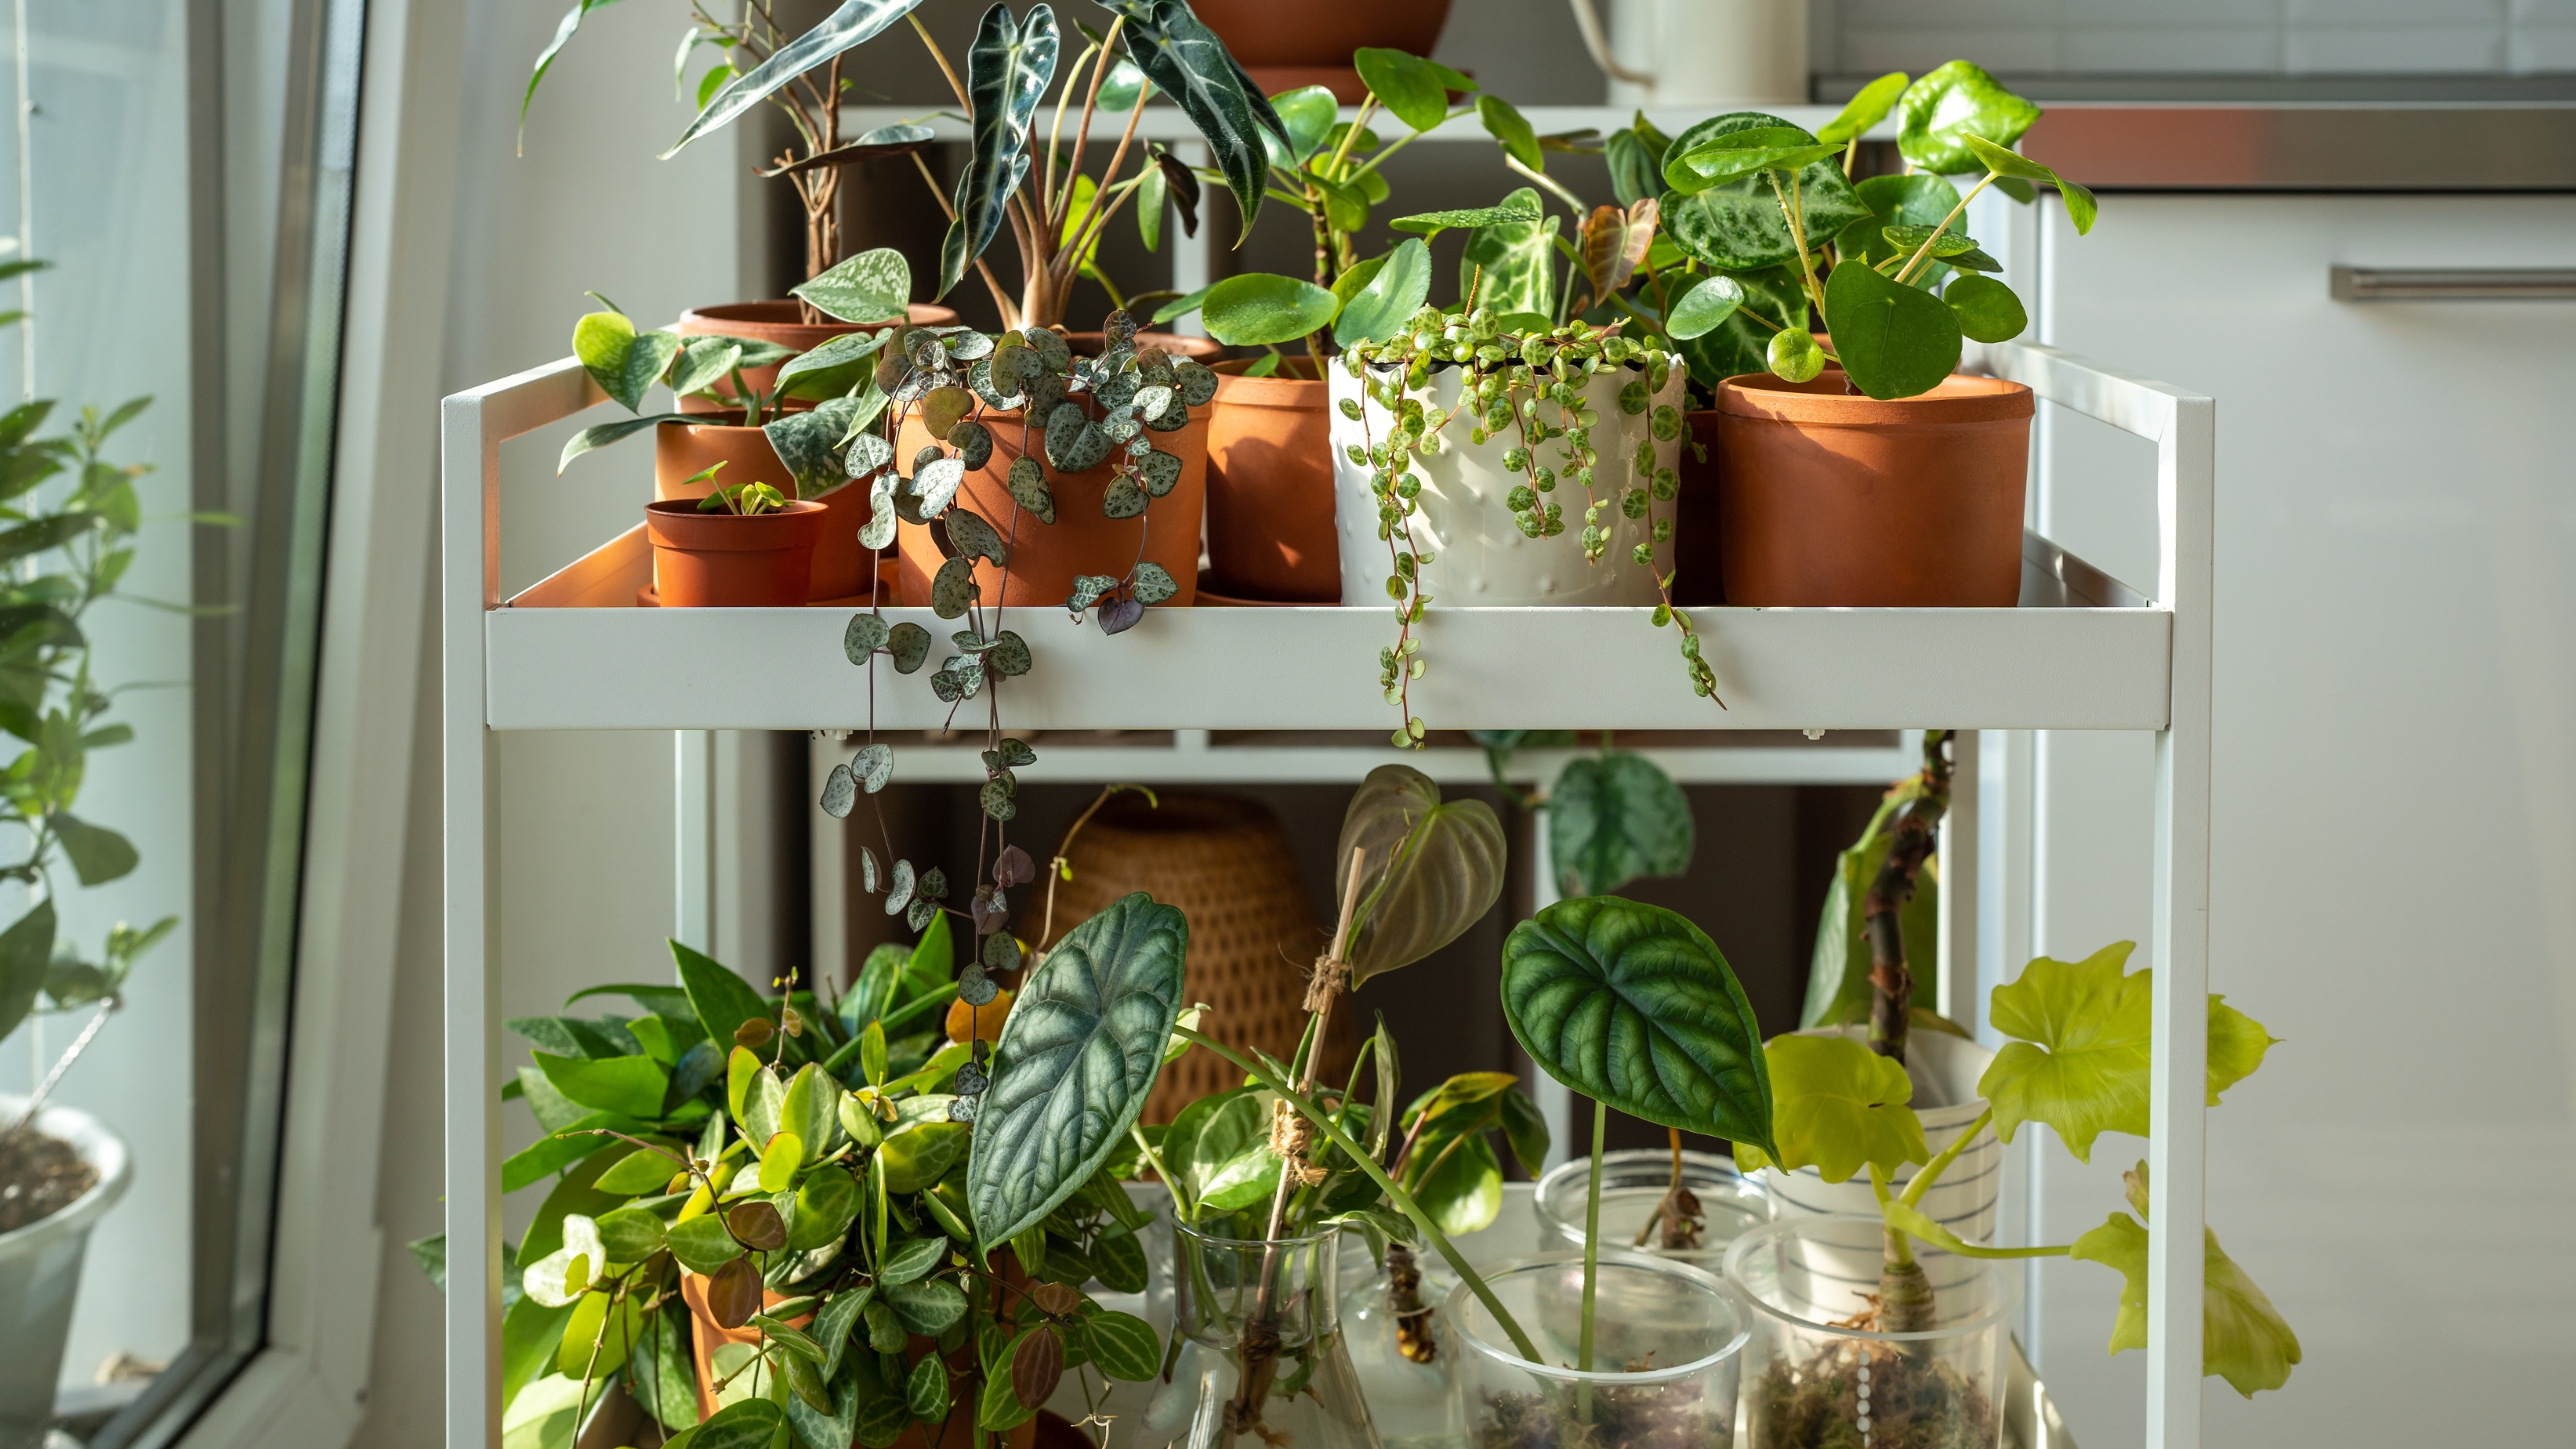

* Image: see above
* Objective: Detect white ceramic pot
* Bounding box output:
[1755,1029,1999,1295]
[1592,0,1810,108]
[1328,361,1682,607]
[0,1100,131,1449]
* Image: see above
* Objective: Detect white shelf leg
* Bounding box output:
[441,394,498,1449]
[1938,730,1979,1033]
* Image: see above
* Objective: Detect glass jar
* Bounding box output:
[1137,1220,1380,1449]
[1338,1240,1462,1449]
[1724,1214,2021,1449]
[1534,1148,1775,1268]
[1449,1251,1750,1449]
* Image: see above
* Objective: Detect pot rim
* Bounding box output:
[1446,1249,1752,1384]
[1212,357,1326,398]
[677,299,958,332]
[1170,1217,1342,1251]
[0,1096,134,1259]
[1716,369,2034,425]
[1724,1213,2024,1343]
[645,497,827,550]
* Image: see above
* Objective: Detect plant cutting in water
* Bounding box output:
[1798,733,1949,1038]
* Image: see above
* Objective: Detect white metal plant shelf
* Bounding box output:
[440,339,2217,1449]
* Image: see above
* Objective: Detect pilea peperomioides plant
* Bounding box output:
[1736,939,2302,1443]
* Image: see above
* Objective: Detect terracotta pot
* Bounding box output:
[644,498,826,607]
[679,1272,1052,1447]
[1203,357,1339,602]
[1193,0,1453,101]
[676,299,961,414]
[1063,328,1224,364]
[656,414,878,600]
[1042,792,1356,1125]
[1673,409,1725,606]
[1713,370,2033,607]
[891,407,1208,612]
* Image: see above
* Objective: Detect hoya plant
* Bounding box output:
[415,902,1187,1449]
[1736,939,2301,1443]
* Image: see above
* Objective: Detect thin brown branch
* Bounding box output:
[1864,731,1953,1063]
[1059,17,1126,227]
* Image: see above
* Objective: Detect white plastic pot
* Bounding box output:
[0,1099,131,1449]
[1754,1028,1999,1294]
[1328,361,1682,607]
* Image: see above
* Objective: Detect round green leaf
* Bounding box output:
[1897,61,2042,175]
[1331,237,1431,349]
[1945,274,2028,344]
[1663,275,1744,341]
[791,1170,860,1251]
[1499,896,1777,1157]
[1265,85,1338,165]
[1334,765,1506,984]
[1406,1129,1502,1235]
[1200,273,1339,348]
[964,893,1187,1247]
[1823,254,1962,399]
[1548,752,1695,897]
[1769,328,1826,383]
[1352,47,1472,134]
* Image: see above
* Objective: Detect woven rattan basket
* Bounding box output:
[1038,791,1357,1124]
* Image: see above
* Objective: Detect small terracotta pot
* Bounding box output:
[656,414,877,600]
[676,299,961,414]
[1204,357,1339,602]
[1192,0,1452,101]
[891,407,1208,612]
[1713,370,2034,607]
[1062,329,1224,364]
[644,498,826,608]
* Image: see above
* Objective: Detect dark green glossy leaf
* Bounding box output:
[1352,47,1472,132]
[1478,93,1540,169]
[1833,172,1964,291]
[0,899,56,1046]
[1662,274,1744,341]
[766,394,864,500]
[1264,85,1338,166]
[556,413,687,475]
[881,1275,968,1335]
[673,938,771,1057]
[1674,126,1844,187]
[685,1398,786,1449]
[1200,273,1338,347]
[940,3,1059,298]
[1500,895,1777,1157]
[1897,60,2042,175]
[1335,765,1506,984]
[1331,237,1430,348]
[1105,0,1288,233]
[1550,752,1694,896]
[1825,251,1963,399]
[783,1352,860,1449]
[667,0,927,156]
[1946,273,2028,343]
[1080,1310,1162,1381]
[964,892,1187,1246]
[778,330,893,399]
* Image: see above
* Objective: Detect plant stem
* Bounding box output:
[1898,1105,1992,1210]
[1173,1026,1543,1365]
[1865,730,1952,1063]
[1504,153,1588,215]
[1578,1098,1604,1379]
[1894,172,1997,287]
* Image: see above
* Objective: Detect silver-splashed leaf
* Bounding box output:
[980,778,1018,821]
[888,621,932,673]
[1172,359,1218,407]
[854,742,894,793]
[915,456,967,517]
[1135,448,1183,497]
[1129,562,1178,605]
[845,430,895,479]
[859,846,881,894]
[946,1096,978,1123]
[988,630,1032,676]
[907,897,940,931]
[820,764,857,819]
[948,418,993,469]
[1066,575,1118,613]
[930,556,978,618]
[945,506,1009,566]
[997,737,1036,768]
[886,858,917,914]
[844,613,891,663]
[1005,456,1055,524]
[1100,478,1146,519]
[982,931,1022,971]
[1132,384,1174,422]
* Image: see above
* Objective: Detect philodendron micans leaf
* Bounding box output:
[2070,1192,2302,1397]
[666,0,929,158]
[1824,251,1961,399]
[1548,751,1694,897]
[940,2,1059,299]
[1103,0,1287,233]
[793,246,912,324]
[1896,60,2042,177]
[1332,765,1505,984]
[1500,895,1777,1158]
[1732,1031,1924,1183]
[1331,237,1431,349]
[1199,273,1339,347]
[964,891,1186,1247]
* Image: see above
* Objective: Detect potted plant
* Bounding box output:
[1727,936,2303,1449]
[415,903,1183,1449]
[1189,0,1452,101]
[0,372,184,1447]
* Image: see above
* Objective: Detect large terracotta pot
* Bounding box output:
[644,498,826,607]
[891,407,1209,613]
[1064,328,1223,364]
[1712,370,2033,607]
[676,299,960,414]
[1193,0,1453,101]
[1204,357,1339,602]
[1042,792,1356,1124]
[656,415,876,601]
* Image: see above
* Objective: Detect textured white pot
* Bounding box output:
[0,1099,131,1449]
[1756,1029,2000,1295]
[1328,361,1682,607]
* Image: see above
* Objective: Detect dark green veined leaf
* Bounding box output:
[666,0,929,157]
[793,247,912,324]
[1200,273,1338,347]
[1499,895,1777,1157]
[1334,765,1506,984]
[1104,0,1288,233]
[1825,251,1962,399]
[1549,752,1693,896]
[631,1299,700,1430]
[881,1275,968,1335]
[1946,273,2028,343]
[1459,189,1558,320]
[665,1213,745,1274]
[905,1351,951,1422]
[1818,70,1909,147]
[1391,200,1541,237]
[783,1349,861,1449]
[52,813,138,886]
[766,394,865,500]
[1658,113,1866,266]
[1961,133,2099,234]
[1604,128,1659,207]
[521,0,630,151]
[1478,93,1540,169]
[940,3,1059,299]
[683,1398,786,1449]
[1331,237,1430,349]
[0,898,56,1046]
[1897,60,2042,176]
[558,413,687,474]
[673,938,773,1056]
[1352,47,1472,133]
[964,892,1187,1246]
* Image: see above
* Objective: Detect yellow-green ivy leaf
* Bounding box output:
[1979,942,2150,1160]
[2067,1201,2302,1397]
[2207,994,2278,1104]
[1755,1033,1926,1184]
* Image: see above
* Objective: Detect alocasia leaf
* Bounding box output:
[1897,60,2043,177]
[1734,1032,1924,1183]
[1548,750,1693,897]
[2068,1175,2302,1397]
[1500,896,1777,1158]
[940,3,1059,299]
[1103,1,1287,233]
[666,0,929,158]
[1332,765,1505,984]
[964,892,1186,1246]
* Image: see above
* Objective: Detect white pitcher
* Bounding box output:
[1571,0,1811,108]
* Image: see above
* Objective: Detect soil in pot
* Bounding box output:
[643,498,826,608]
[890,407,1208,612]
[1192,0,1453,101]
[0,1128,94,1233]
[1712,370,2033,608]
[655,415,875,600]
[1205,357,1339,602]
[675,299,960,414]
[1752,1342,2000,1449]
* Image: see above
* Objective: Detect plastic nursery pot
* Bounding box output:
[890,406,1208,612]
[1203,357,1340,602]
[642,498,826,608]
[1712,369,2034,607]
[1533,1148,1776,1268]
[654,414,873,603]
[0,1099,131,1449]
[1141,1220,1377,1448]
[1448,1250,1750,1449]
[1190,0,1452,101]
[674,299,960,415]
[1327,361,1681,607]
[1724,1214,2021,1449]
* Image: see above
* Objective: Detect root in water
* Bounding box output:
[1752,1340,1999,1449]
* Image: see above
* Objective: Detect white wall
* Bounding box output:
[1806,0,2576,76]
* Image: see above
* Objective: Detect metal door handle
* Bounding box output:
[2331,266,2576,300]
